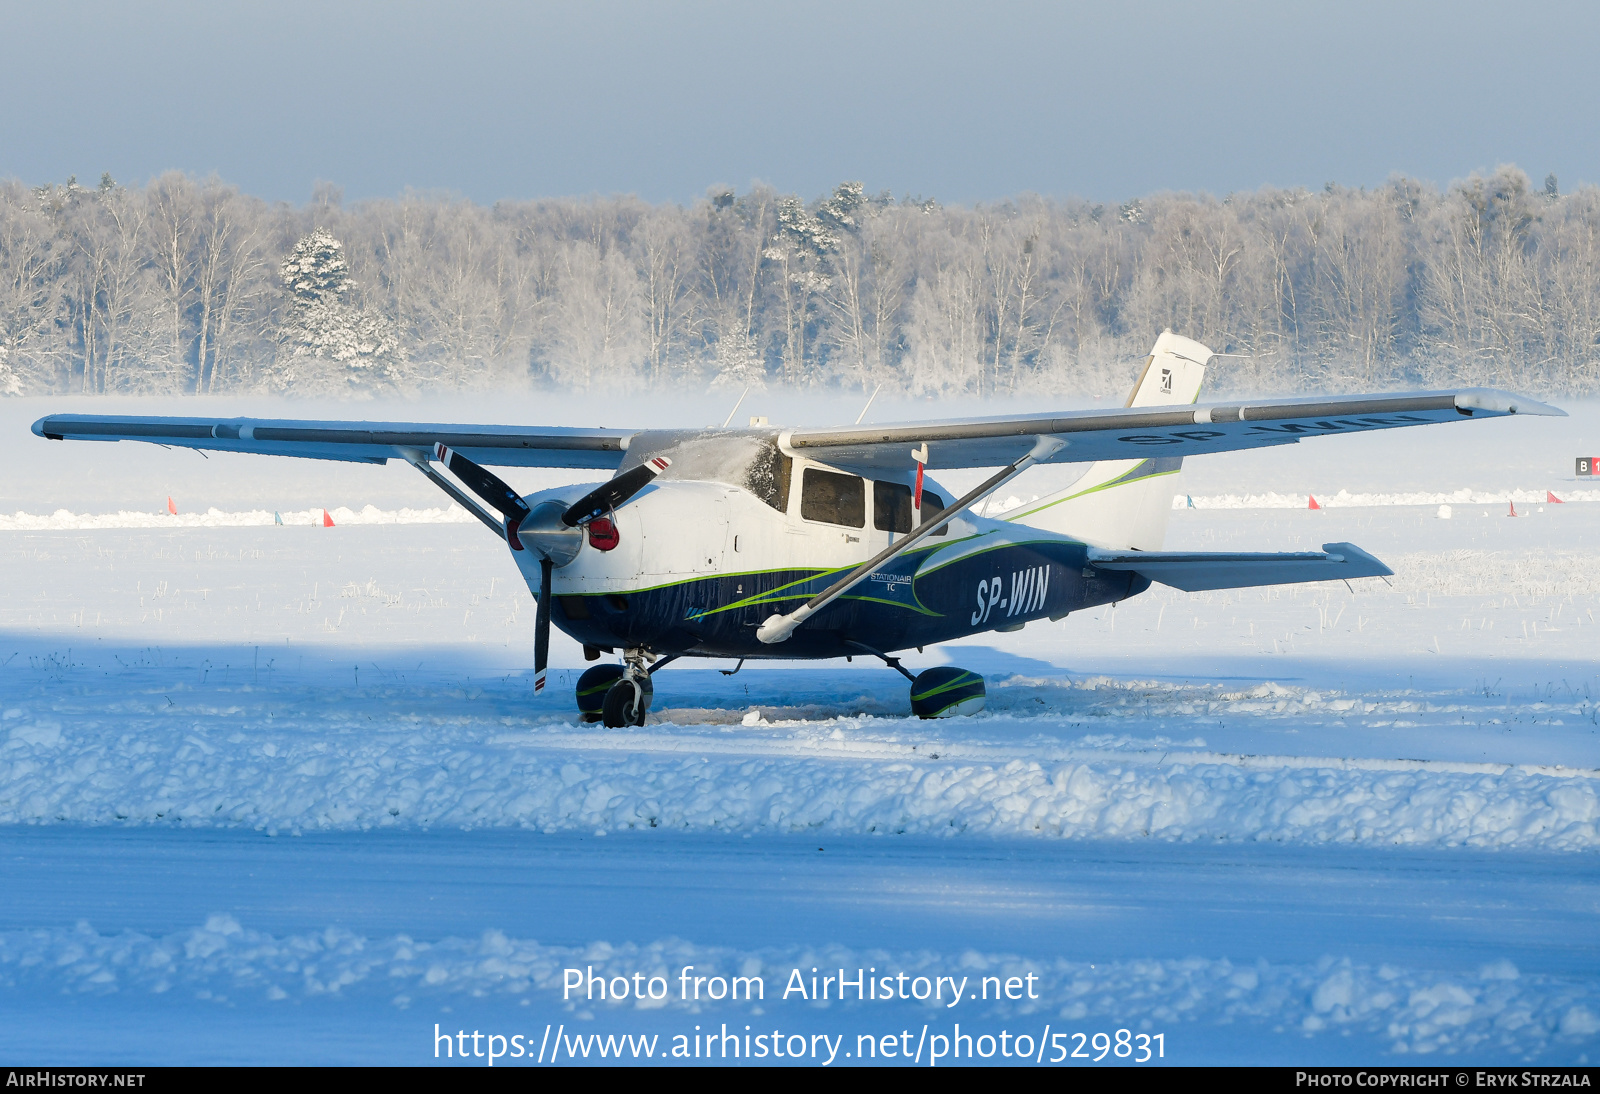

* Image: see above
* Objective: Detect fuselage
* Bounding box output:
[507,453,1147,660]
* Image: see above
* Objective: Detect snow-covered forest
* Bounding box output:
[1,165,1596,399]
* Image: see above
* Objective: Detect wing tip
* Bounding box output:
[1322,541,1393,577]
[1454,389,1566,417]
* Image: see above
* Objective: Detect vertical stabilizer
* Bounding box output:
[1005,330,1211,549]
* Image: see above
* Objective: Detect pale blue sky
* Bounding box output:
[5,0,1596,205]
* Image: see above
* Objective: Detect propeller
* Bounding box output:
[561,456,671,526]
[430,446,672,696]
[533,556,553,694]
[434,443,532,549]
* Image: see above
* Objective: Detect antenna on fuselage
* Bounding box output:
[721,387,750,429]
[855,384,881,425]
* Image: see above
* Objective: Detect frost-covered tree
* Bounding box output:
[272,227,397,393]
[9,166,1600,398]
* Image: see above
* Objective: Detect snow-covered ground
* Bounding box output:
[0,395,1597,1065]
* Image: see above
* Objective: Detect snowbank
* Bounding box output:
[0,505,477,531]
[1173,487,1600,510]
[8,485,1597,531]
[2,700,1595,850]
[3,917,1593,1058]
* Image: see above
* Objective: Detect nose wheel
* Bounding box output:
[601,672,654,726]
[577,649,664,727]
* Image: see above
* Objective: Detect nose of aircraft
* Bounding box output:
[519,499,583,566]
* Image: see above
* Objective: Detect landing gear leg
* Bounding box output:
[843,640,915,682]
[601,648,657,727]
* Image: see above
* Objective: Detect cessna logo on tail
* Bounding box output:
[1160,368,1173,393]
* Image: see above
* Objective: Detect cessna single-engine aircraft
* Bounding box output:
[34,331,1561,724]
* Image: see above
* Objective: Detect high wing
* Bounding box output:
[31,415,631,470]
[780,388,1563,473]
[31,388,1562,476]
[1086,542,1393,592]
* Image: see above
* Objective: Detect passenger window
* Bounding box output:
[874,481,913,533]
[919,490,949,536]
[801,468,865,527]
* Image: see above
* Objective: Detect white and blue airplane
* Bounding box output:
[34,331,1561,725]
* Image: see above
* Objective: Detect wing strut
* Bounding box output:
[756,436,1066,644]
[400,449,507,540]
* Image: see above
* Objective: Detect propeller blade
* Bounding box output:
[534,556,552,693]
[435,443,533,549]
[561,456,671,526]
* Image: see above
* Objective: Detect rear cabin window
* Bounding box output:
[801,468,865,527]
[873,481,949,536]
[874,481,913,533]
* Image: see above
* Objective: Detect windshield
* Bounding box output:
[622,431,791,512]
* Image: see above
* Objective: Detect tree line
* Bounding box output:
[0,165,1595,400]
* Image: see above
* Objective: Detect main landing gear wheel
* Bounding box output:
[601,672,654,727]
[576,665,625,723]
[909,666,986,719]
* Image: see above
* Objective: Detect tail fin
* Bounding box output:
[1004,330,1211,549]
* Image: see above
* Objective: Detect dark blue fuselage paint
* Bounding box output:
[553,539,1148,659]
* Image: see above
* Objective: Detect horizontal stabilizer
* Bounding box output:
[1087,541,1392,592]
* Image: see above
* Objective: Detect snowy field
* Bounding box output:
[0,394,1597,1066]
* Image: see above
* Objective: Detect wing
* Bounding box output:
[1087,541,1392,592]
[781,388,1563,473]
[31,414,631,470]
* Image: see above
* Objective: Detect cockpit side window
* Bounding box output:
[801,468,865,527]
[919,490,950,536]
[745,442,792,513]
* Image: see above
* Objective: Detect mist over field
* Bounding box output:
[3,165,1596,405]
